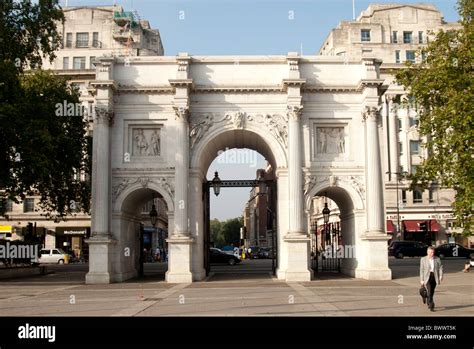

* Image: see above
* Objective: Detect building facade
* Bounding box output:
[318,4,469,247]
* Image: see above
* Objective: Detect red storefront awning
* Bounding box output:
[403,220,441,232]
[386,220,395,233]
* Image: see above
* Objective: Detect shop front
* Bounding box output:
[55,227,91,261]
[402,220,441,246]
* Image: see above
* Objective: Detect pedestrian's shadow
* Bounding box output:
[436,304,474,312]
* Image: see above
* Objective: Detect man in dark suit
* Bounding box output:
[420,246,443,311]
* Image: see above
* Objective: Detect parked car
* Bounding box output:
[210,248,241,266]
[388,241,428,259]
[248,246,261,259]
[257,247,274,259]
[435,243,474,259]
[38,248,70,264]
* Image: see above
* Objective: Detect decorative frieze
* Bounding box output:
[112,177,175,201]
[189,112,289,150]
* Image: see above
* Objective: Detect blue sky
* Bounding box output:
[63,0,460,220]
[64,0,460,55]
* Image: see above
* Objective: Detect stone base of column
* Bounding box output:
[85,236,116,284]
[283,233,312,282]
[192,269,206,281]
[355,232,392,280]
[166,236,193,283]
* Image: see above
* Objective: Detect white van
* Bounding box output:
[38,249,69,264]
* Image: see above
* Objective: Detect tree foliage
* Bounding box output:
[396,0,473,234]
[210,217,243,247]
[0,0,91,220]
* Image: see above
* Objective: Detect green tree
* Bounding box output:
[0,1,91,219]
[395,0,473,234]
[210,218,224,246]
[221,217,243,246]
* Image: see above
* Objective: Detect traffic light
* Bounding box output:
[419,221,428,232]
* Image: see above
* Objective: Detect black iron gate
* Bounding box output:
[203,182,211,276]
[310,221,341,273]
[203,175,277,276]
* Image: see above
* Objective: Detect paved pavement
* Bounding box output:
[0,258,472,316]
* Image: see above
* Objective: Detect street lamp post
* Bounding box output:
[322,199,330,246]
[212,171,221,196]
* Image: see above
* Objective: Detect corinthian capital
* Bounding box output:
[286,105,303,121]
[362,106,380,121]
[94,106,114,125]
[173,105,190,121]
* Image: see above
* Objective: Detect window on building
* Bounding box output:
[73,57,86,70]
[403,31,413,44]
[4,200,13,212]
[401,190,407,203]
[429,189,435,203]
[76,32,89,48]
[23,198,34,213]
[62,57,69,70]
[398,118,402,131]
[409,116,419,127]
[406,50,416,63]
[411,164,419,175]
[361,29,371,42]
[392,31,398,43]
[395,50,400,63]
[418,31,423,44]
[413,189,423,203]
[399,142,403,155]
[65,33,72,48]
[90,56,96,69]
[92,32,99,48]
[410,141,420,155]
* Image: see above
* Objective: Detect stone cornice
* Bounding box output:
[90,80,117,90]
[117,85,174,94]
[303,85,359,93]
[194,86,283,93]
[357,79,384,91]
[282,78,306,91]
[168,79,194,88]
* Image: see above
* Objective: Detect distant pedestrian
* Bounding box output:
[420,246,443,312]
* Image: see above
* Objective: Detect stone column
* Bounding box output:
[165,105,193,283]
[363,106,385,234]
[357,106,392,280]
[86,57,117,284]
[284,105,312,282]
[86,106,116,284]
[387,95,399,180]
[173,106,190,238]
[287,105,304,235]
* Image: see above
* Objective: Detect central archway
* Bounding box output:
[188,124,288,281]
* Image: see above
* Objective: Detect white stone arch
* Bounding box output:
[113,180,175,215]
[190,121,288,170]
[187,120,287,281]
[304,178,365,213]
[109,180,174,282]
[304,177,366,278]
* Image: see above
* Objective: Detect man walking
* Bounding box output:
[420,246,443,311]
